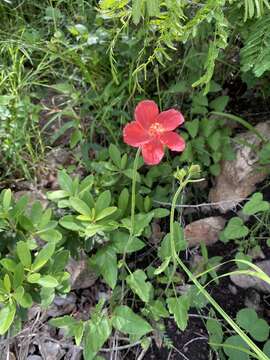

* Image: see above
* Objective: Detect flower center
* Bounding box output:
[148,122,164,137]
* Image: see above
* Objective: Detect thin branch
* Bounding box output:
[153,198,247,209]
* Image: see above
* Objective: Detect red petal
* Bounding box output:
[135,100,159,130]
[156,109,184,131]
[160,131,185,151]
[123,121,150,147]
[142,140,164,165]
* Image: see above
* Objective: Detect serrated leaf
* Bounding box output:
[186,119,199,138]
[109,144,121,168]
[89,246,117,289]
[83,316,111,360]
[209,96,229,112]
[126,269,153,303]
[112,305,152,338]
[111,231,145,253]
[167,296,190,331]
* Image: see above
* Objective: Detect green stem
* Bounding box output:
[130,148,141,236]
[169,179,269,360]
[122,148,141,263]
[175,254,268,360]
[166,179,187,292]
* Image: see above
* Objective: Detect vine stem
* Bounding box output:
[122,147,141,264]
[169,180,268,360]
[130,148,141,235]
[167,178,188,290]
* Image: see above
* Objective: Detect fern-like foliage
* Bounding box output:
[240,14,270,77]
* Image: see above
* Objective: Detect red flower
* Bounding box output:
[123,100,185,165]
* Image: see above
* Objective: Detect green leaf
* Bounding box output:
[158,222,186,260]
[135,212,154,235]
[13,263,24,287]
[151,208,170,218]
[243,193,270,215]
[50,316,84,346]
[0,259,17,272]
[39,229,62,242]
[13,286,24,303]
[236,308,258,331]
[167,296,190,331]
[19,291,33,308]
[206,318,223,350]
[200,119,217,137]
[167,81,187,94]
[118,188,129,212]
[259,143,270,165]
[70,129,82,149]
[146,0,159,16]
[222,217,249,241]
[209,96,229,112]
[250,319,269,342]
[126,269,153,303]
[109,144,121,168]
[132,0,144,25]
[58,170,73,193]
[27,273,41,283]
[0,303,16,335]
[111,231,145,253]
[3,189,12,212]
[210,163,221,176]
[154,257,171,275]
[95,207,117,221]
[208,130,221,151]
[16,241,32,268]
[47,190,69,201]
[263,340,270,357]
[186,119,199,138]
[70,197,91,215]
[37,275,59,288]
[40,287,55,307]
[148,300,169,319]
[3,274,11,292]
[89,246,117,289]
[84,316,112,360]
[59,215,82,231]
[32,242,55,271]
[95,191,111,215]
[223,335,249,360]
[51,250,69,273]
[30,201,43,226]
[112,305,152,338]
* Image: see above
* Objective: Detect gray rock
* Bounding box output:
[184,216,226,247]
[209,121,270,212]
[230,260,270,293]
[67,256,98,290]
